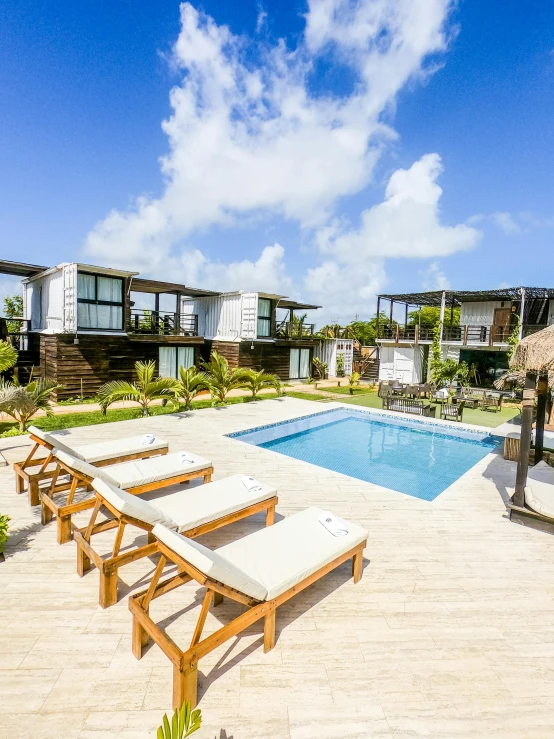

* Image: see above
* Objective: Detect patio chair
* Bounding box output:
[129,507,368,709]
[440,401,465,422]
[41,449,213,544]
[383,396,436,417]
[378,381,393,398]
[13,425,169,506]
[74,475,278,608]
[480,393,502,413]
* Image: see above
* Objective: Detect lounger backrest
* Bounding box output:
[152,524,268,601]
[92,478,177,530]
[54,450,118,487]
[28,425,85,460]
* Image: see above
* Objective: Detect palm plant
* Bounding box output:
[241,369,281,400]
[97,360,178,417]
[348,371,360,395]
[0,378,62,430]
[201,351,249,405]
[157,700,201,739]
[0,340,18,373]
[174,366,209,411]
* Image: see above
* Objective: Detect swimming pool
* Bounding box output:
[228,408,501,501]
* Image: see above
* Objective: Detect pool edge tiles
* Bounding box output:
[227,407,502,501]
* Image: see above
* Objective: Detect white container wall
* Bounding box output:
[379,346,424,383]
[181,292,254,341]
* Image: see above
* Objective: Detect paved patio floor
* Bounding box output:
[1,398,554,738]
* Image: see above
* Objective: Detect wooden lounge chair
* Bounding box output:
[41,450,213,544]
[129,508,368,708]
[479,394,503,413]
[440,401,465,422]
[507,461,554,530]
[382,396,437,417]
[74,475,278,608]
[13,425,169,506]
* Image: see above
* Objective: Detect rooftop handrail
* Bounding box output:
[128,309,198,336]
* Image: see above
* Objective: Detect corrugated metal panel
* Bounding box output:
[63,263,77,332]
[459,301,503,325]
[240,293,257,339]
[182,294,243,340]
[313,340,336,374]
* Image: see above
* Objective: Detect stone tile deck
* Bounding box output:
[1,398,554,738]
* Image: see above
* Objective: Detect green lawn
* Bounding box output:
[0,391,280,437]
[325,385,376,396]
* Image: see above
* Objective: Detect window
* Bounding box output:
[257,298,272,337]
[158,346,195,379]
[289,348,311,379]
[77,273,123,330]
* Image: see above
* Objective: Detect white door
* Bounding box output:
[393,348,414,383]
[379,346,394,380]
[159,346,195,379]
[289,348,311,379]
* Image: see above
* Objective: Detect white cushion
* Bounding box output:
[92,478,177,529]
[218,507,368,600]
[153,524,268,601]
[153,506,368,603]
[105,452,211,489]
[525,461,554,518]
[28,426,80,458]
[154,474,276,532]
[54,450,119,487]
[74,435,169,463]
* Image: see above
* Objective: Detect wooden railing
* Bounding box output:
[377,322,548,345]
[0,317,31,350]
[275,321,315,339]
[128,310,199,336]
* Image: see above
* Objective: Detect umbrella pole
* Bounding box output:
[514,371,537,507]
[535,372,548,464]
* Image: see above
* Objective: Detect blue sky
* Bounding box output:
[1,0,554,323]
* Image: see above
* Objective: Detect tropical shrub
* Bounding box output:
[336,354,344,377]
[97,360,178,417]
[157,701,201,739]
[0,514,10,557]
[3,295,24,334]
[348,371,360,395]
[0,341,18,373]
[174,366,209,411]
[0,379,62,430]
[241,369,281,400]
[311,357,327,380]
[201,351,249,405]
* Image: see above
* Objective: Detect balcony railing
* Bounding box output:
[0,317,31,350]
[377,322,549,345]
[275,320,315,339]
[128,310,199,336]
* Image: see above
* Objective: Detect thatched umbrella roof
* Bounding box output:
[494,368,554,391]
[510,325,554,373]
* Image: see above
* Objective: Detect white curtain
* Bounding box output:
[97,276,122,302]
[257,298,271,337]
[299,349,310,378]
[77,273,95,299]
[289,348,300,379]
[177,347,194,372]
[159,347,175,378]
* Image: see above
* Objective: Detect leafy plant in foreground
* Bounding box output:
[97,360,178,417]
[0,378,62,430]
[241,369,281,400]
[157,701,201,739]
[174,366,209,411]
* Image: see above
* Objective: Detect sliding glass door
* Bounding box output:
[289,348,311,379]
[158,346,194,379]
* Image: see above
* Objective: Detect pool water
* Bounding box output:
[229,409,501,501]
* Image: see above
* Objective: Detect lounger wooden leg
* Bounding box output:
[77,545,91,577]
[203,472,212,483]
[15,471,24,494]
[100,566,118,609]
[213,592,223,607]
[132,614,149,658]
[352,550,363,583]
[28,479,40,507]
[265,504,275,526]
[41,498,53,525]
[57,514,73,545]
[263,608,276,653]
[173,661,198,710]
[147,531,156,544]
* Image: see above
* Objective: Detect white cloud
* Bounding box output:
[419,261,451,291]
[84,0,456,291]
[469,210,554,235]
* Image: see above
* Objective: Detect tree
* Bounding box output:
[201,351,249,405]
[4,295,24,334]
[347,313,398,346]
[429,324,443,386]
[240,369,281,400]
[348,371,360,395]
[0,378,63,431]
[0,341,18,373]
[174,366,209,411]
[97,360,178,416]
[408,306,460,328]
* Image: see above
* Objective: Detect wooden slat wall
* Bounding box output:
[39,335,199,400]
